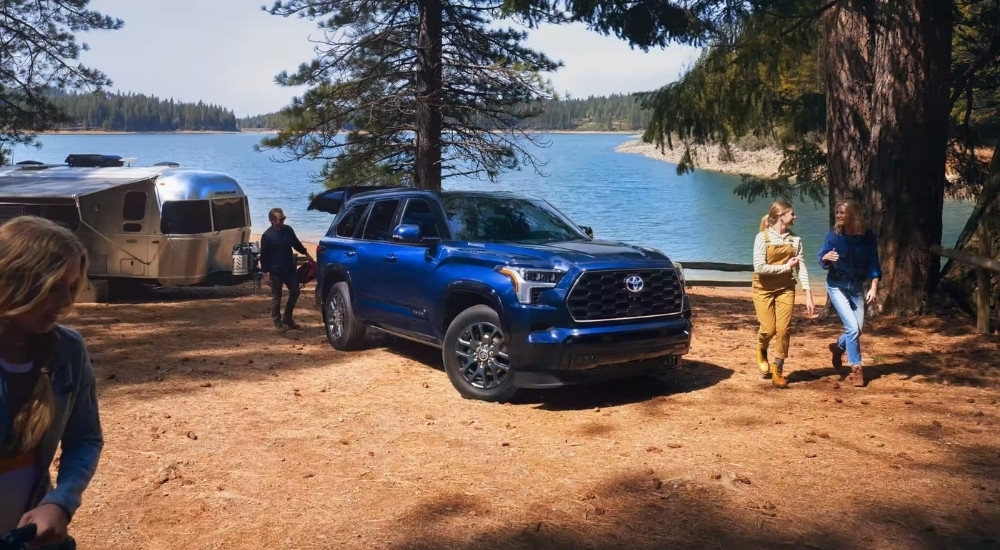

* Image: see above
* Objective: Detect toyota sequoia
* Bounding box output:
[312,187,692,402]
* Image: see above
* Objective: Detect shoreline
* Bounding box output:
[37,129,641,136]
[33,129,785,180]
[615,139,784,179]
[38,130,248,135]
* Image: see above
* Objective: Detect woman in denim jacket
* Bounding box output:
[0,216,104,547]
[817,200,883,387]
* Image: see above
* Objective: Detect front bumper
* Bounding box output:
[505,315,692,389]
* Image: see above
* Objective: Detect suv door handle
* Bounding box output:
[345,251,357,257]
[384,254,397,262]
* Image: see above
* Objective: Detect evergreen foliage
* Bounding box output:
[239,93,654,131]
[45,90,239,132]
[510,0,969,316]
[637,6,826,204]
[0,0,122,163]
[258,0,563,191]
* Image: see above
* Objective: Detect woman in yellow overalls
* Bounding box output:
[752,201,815,388]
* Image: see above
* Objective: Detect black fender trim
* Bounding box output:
[440,281,509,335]
[316,264,353,311]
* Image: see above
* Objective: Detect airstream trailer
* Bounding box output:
[0,156,254,288]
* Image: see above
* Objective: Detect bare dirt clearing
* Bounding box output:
[63,284,1000,549]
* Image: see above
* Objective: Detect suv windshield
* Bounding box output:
[441,195,585,243]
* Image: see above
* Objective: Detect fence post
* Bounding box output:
[977,227,992,334]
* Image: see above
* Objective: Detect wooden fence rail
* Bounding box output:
[678,262,754,288]
[931,238,998,334]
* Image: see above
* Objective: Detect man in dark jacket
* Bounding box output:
[259,207,312,331]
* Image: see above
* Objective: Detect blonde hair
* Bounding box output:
[0,216,88,455]
[834,199,867,235]
[759,201,794,232]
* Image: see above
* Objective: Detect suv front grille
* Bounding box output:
[567,269,683,322]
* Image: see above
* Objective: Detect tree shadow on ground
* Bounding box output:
[687,293,758,331]
[519,361,733,411]
[389,470,1000,550]
[71,292,370,401]
[98,280,273,304]
[692,289,1000,388]
[786,355,996,387]
[379,337,733,411]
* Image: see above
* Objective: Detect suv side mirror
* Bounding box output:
[392,223,423,243]
[580,225,594,238]
[393,223,441,247]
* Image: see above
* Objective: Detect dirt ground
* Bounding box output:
[59,279,1000,550]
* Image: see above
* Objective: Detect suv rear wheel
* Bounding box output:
[442,305,517,402]
[324,282,366,350]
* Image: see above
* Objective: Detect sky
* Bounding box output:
[79,0,702,118]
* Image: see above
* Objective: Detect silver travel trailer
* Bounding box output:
[0,156,254,288]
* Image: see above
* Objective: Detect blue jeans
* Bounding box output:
[826,280,866,365]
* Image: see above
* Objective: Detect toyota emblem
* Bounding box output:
[624,275,644,293]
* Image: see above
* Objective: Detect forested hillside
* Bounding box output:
[41,90,652,133]
[238,93,653,131]
[46,90,238,132]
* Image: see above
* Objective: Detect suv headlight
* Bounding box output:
[673,261,686,286]
[497,266,566,304]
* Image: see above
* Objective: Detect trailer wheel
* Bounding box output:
[324,282,366,350]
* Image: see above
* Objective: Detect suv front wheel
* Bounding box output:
[442,305,517,402]
[324,282,366,351]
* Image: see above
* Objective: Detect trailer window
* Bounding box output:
[122,191,147,232]
[211,197,248,231]
[0,204,79,230]
[161,200,212,234]
[0,205,24,225]
[44,204,81,231]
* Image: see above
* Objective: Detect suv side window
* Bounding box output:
[360,199,400,241]
[335,202,369,238]
[400,198,441,238]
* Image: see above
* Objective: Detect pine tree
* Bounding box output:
[0,0,122,163]
[507,0,958,315]
[259,0,562,191]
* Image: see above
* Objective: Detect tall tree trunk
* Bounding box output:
[867,0,953,315]
[823,0,874,225]
[415,0,443,191]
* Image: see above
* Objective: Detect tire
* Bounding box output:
[442,305,518,402]
[323,282,366,351]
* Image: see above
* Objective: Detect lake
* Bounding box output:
[10,132,973,287]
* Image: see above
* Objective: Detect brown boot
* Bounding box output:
[756,347,770,377]
[829,343,847,374]
[770,361,788,388]
[847,365,865,387]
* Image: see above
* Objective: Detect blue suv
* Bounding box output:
[311,187,692,402]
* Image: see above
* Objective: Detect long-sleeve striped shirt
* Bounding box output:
[752,228,811,291]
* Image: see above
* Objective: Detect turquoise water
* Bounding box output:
[10,133,973,287]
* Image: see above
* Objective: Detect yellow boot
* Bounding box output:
[770,361,788,388]
[755,347,770,377]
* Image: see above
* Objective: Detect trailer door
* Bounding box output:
[118,189,150,276]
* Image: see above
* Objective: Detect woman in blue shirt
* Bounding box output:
[817,200,882,387]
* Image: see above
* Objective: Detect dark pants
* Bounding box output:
[270,271,300,325]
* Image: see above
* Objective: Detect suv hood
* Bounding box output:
[447,239,670,267]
